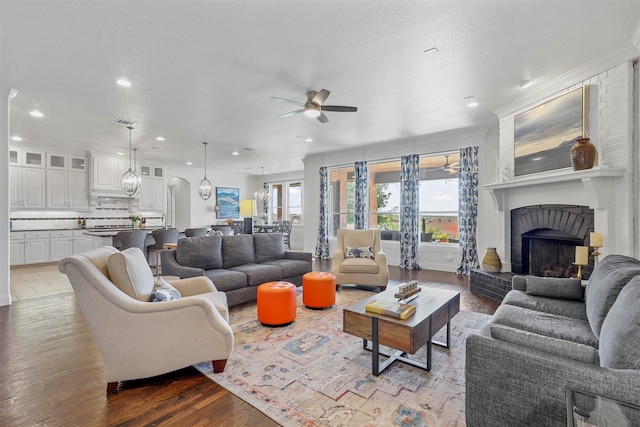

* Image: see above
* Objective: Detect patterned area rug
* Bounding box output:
[196,287,490,427]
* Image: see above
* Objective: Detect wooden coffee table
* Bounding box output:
[343,285,460,375]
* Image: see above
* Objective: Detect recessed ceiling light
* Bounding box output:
[186,161,193,166]
[150,147,160,150]
[156,136,165,141]
[305,137,313,142]
[464,96,479,108]
[117,152,125,156]
[232,149,239,156]
[30,110,44,118]
[116,79,132,87]
[11,136,22,141]
[423,47,439,54]
[517,79,534,89]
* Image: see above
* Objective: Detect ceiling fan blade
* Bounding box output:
[271,96,304,107]
[311,89,330,105]
[279,109,304,118]
[316,112,329,123]
[321,105,357,112]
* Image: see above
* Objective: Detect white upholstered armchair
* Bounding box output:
[331,229,389,291]
[58,246,234,393]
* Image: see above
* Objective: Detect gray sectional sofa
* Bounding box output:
[160,233,312,307]
[466,254,640,426]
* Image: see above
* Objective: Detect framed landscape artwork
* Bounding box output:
[216,187,239,219]
[514,86,587,176]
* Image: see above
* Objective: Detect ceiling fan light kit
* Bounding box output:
[272,88,357,123]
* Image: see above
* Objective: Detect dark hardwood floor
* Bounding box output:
[0,261,498,426]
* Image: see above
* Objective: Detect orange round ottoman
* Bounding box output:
[257,281,297,326]
[302,272,336,309]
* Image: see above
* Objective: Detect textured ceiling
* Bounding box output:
[2,1,639,175]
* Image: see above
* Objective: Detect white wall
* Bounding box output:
[1,88,16,306]
[165,164,255,229]
[303,126,496,272]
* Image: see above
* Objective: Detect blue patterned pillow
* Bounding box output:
[345,245,375,259]
[149,277,181,302]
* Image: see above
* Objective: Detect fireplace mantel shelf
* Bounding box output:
[484,166,626,211]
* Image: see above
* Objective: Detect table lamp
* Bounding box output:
[574,246,589,279]
[240,199,257,234]
[590,232,603,263]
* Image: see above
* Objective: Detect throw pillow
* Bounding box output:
[345,245,375,259]
[108,247,155,301]
[525,276,584,300]
[489,324,599,364]
[599,276,640,369]
[149,277,182,302]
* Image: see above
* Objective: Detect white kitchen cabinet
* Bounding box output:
[47,153,87,171]
[49,230,73,262]
[10,166,46,209]
[72,230,94,254]
[24,231,50,264]
[47,170,89,209]
[10,232,25,266]
[139,176,166,210]
[10,148,45,168]
[91,155,130,193]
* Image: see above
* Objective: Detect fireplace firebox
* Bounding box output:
[511,205,594,280]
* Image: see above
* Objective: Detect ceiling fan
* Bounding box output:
[442,154,460,174]
[271,89,357,123]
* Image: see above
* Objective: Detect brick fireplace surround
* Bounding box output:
[471,59,635,302]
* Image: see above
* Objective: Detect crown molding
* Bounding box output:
[631,18,640,49]
[493,43,640,118]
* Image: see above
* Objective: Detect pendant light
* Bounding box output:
[120,125,142,197]
[256,166,270,205]
[197,142,213,200]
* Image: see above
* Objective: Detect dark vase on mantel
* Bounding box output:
[570,137,597,171]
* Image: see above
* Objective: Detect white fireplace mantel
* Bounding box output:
[484,166,626,212]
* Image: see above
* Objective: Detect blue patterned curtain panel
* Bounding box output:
[314,166,330,258]
[456,146,480,275]
[262,182,269,215]
[354,161,368,229]
[400,154,420,269]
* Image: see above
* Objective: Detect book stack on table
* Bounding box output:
[365,299,416,320]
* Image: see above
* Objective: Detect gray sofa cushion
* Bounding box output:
[585,254,640,338]
[599,276,640,369]
[222,234,256,268]
[261,259,311,278]
[489,324,599,364]
[254,233,285,263]
[229,263,283,286]
[502,290,588,321]
[525,276,584,301]
[491,304,597,347]
[203,269,248,292]
[176,235,223,270]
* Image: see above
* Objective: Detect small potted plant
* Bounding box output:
[130,212,142,229]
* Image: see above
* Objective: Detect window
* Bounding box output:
[329,166,355,235]
[267,181,303,224]
[329,153,460,242]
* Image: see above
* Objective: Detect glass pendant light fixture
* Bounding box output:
[256,166,270,205]
[197,142,213,200]
[120,125,142,197]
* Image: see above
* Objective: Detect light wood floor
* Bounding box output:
[1,260,498,426]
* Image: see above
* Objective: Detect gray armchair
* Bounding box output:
[58,246,234,393]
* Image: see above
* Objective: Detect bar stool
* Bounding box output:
[147,228,179,276]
